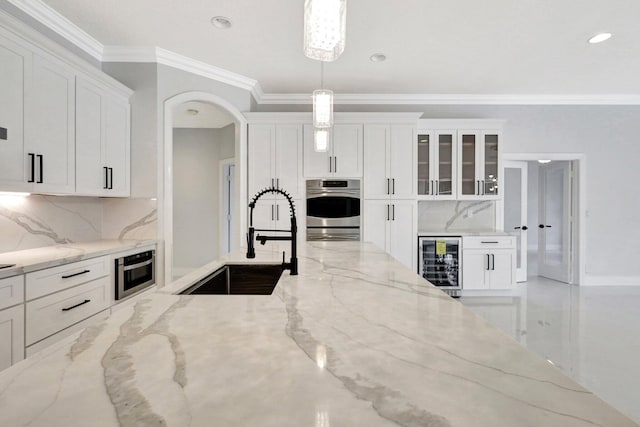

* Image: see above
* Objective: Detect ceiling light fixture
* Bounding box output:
[314,128,330,153]
[370,53,386,62]
[303,0,347,62]
[538,159,551,164]
[210,16,232,29]
[313,62,333,152]
[588,32,612,44]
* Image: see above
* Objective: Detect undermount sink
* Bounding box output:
[179,264,283,295]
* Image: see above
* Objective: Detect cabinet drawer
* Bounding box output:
[0,275,24,311]
[463,236,515,250]
[26,256,109,301]
[26,276,110,346]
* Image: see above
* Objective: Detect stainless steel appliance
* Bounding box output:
[418,236,461,297]
[306,179,361,241]
[115,249,155,300]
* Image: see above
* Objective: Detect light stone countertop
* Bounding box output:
[0,241,636,427]
[417,230,512,237]
[0,239,158,279]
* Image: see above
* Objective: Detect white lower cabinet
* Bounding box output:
[249,198,305,240]
[0,305,24,371]
[462,236,516,290]
[363,200,416,270]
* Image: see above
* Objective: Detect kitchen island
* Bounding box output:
[0,242,636,426]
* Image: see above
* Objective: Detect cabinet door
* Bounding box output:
[248,124,275,198]
[434,131,456,199]
[75,78,105,195]
[363,124,389,199]
[489,251,514,289]
[457,131,480,199]
[0,305,25,371]
[481,132,500,198]
[303,124,331,177]
[28,54,75,194]
[332,124,363,178]
[462,250,489,289]
[104,96,130,196]
[416,132,434,197]
[0,35,31,192]
[389,125,415,199]
[250,201,276,232]
[274,125,303,199]
[388,200,416,269]
[363,200,389,252]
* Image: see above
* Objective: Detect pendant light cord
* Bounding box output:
[320,62,324,90]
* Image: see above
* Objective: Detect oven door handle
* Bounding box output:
[123,259,153,271]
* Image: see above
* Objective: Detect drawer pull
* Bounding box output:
[62,299,91,312]
[481,241,499,244]
[61,269,91,279]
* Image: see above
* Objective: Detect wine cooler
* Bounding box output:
[418,236,462,296]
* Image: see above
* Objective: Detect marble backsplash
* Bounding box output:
[0,195,157,254]
[418,200,496,232]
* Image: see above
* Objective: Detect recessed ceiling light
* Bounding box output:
[186,109,199,116]
[538,159,551,164]
[211,16,232,29]
[588,32,612,44]
[370,53,387,62]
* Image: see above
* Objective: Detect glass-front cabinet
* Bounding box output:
[457,131,501,200]
[417,131,457,200]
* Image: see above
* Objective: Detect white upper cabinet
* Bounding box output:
[0,34,31,192]
[364,124,415,199]
[248,124,303,201]
[76,76,130,197]
[417,131,457,200]
[0,22,132,197]
[303,124,363,178]
[457,131,501,200]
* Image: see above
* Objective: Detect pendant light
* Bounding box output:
[313,62,333,129]
[303,0,347,62]
[313,128,330,153]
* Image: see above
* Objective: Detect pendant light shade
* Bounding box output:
[313,89,333,129]
[304,0,347,62]
[314,128,330,153]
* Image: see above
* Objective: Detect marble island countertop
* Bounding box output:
[0,239,157,279]
[0,242,636,427]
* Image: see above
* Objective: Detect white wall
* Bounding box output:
[172,127,234,275]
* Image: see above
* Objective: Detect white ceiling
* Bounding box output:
[40,0,640,95]
[173,101,235,129]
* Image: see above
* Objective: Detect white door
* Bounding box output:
[274,124,303,199]
[0,35,31,192]
[220,162,236,256]
[332,124,362,178]
[28,55,75,194]
[388,200,416,269]
[389,125,415,199]
[363,124,389,199]
[303,124,331,177]
[363,200,389,252]
[538,161,572,283]
[504,160,528,282]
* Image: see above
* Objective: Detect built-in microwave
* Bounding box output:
[115,250,155,300]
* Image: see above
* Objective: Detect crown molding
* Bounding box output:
[103,46,259,93]
[6,0,104,60]
[256,93,640,105]
[244,112,424,124]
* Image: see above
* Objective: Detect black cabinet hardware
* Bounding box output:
[386,204,390,221]
[514,226,529,230]
[37,154,43,183]
[539,224,552,229]
[486,254,490,270]
[491,254,495,270]
[392,204,395,221]
[62,299,91,312]
[103,167,109,189]
[108,167,113,189]
[481,241,499,244]
[61,269,90,279]
[387,178,390,195]
[0,127,7,140]
[334,156,337,173]
[28,153,35,183]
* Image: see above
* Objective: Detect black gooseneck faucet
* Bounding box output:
[246,187,298,275]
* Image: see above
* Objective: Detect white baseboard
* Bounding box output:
[583,275,640,286]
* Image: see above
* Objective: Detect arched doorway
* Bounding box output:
[160,91,247,285]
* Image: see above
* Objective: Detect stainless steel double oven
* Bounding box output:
[306,179,361,241]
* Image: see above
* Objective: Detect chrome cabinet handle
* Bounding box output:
[123,259,153,271]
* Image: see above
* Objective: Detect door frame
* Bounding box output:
[219,158,236,257]
[503,160,528,282]
[497,153,585,285]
